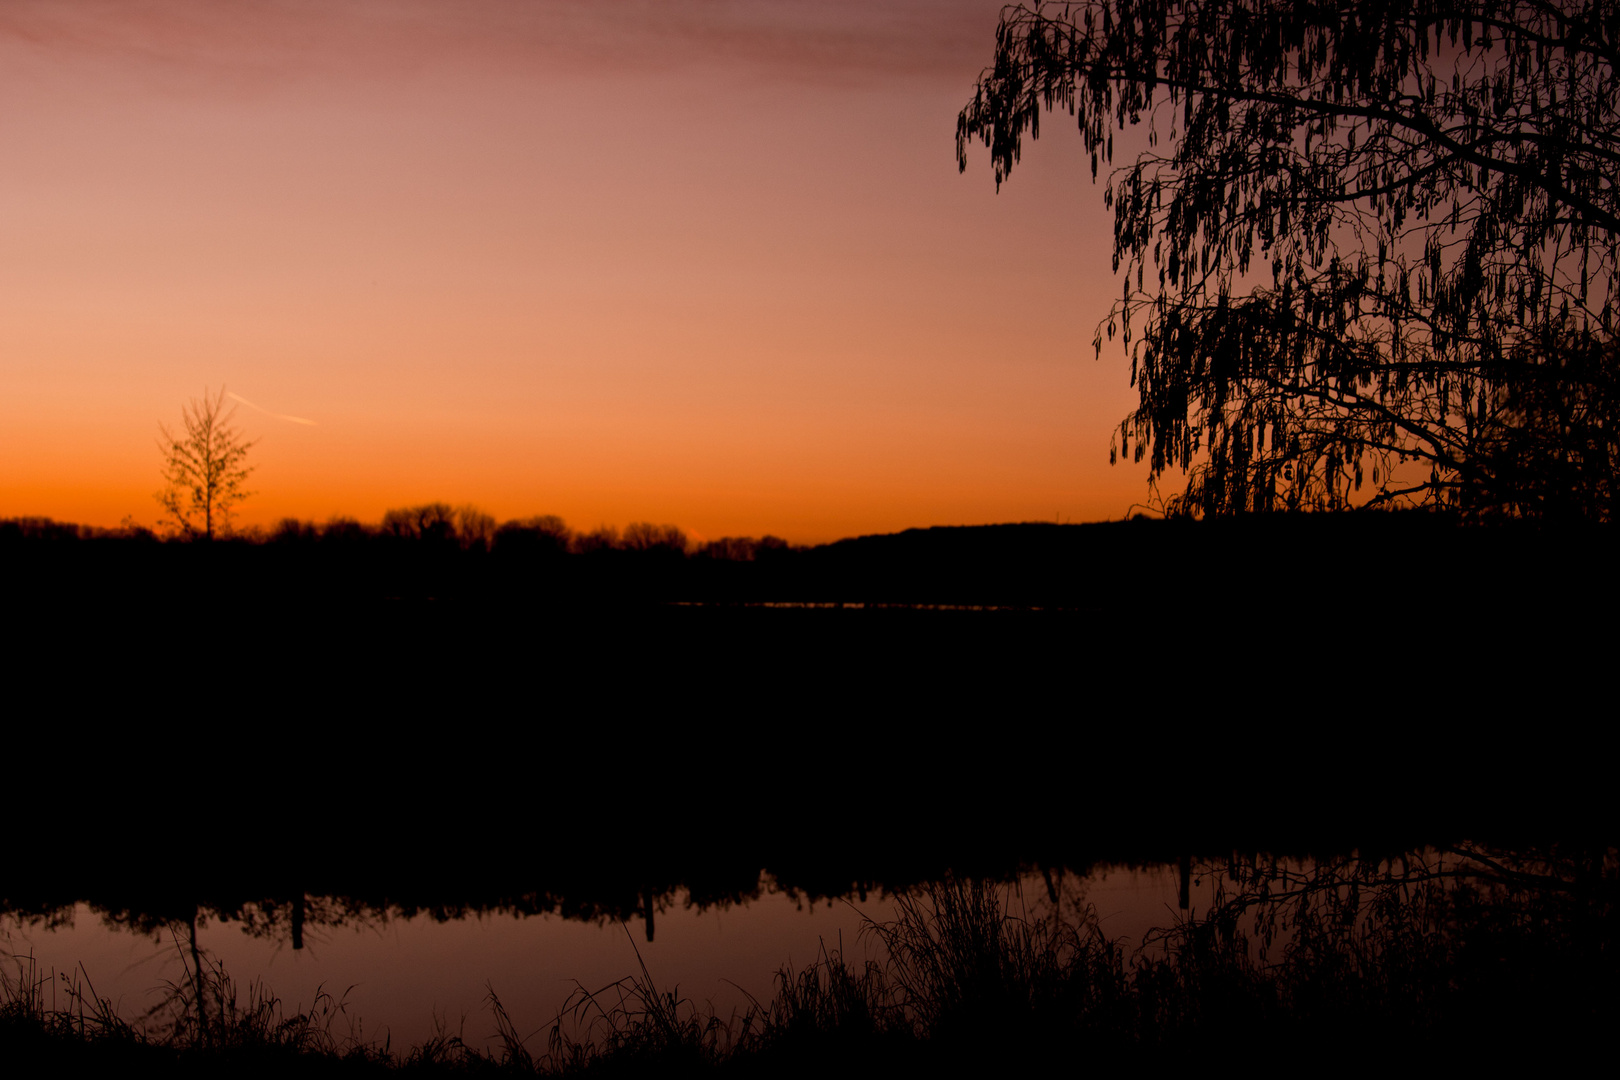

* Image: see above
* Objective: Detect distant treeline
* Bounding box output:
[2,503,800,606]
[0,503,777,560]
[4,504,1615,611]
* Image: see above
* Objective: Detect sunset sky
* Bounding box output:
[1,0,1155,544]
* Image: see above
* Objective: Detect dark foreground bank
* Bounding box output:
[4,848,1613,1076]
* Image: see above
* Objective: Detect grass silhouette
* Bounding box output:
[2,853,1613,1073]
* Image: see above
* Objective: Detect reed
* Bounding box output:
[152,934,362,1059]
[2,853,1610,1073]
[1,953,141,1049]
[1,932,394,1074]
[534,924,734,1075]
[763,935,892,1044]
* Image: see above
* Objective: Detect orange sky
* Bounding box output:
[0,0,1156,544]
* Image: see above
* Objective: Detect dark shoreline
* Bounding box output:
[7,512,1616,608]
[5,850,1613,1075]
[12,513,1612,1069]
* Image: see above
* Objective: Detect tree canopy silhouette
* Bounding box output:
[958,1,1619,519]
[155,387,258,539]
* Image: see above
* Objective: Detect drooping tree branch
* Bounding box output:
[959,1,1620,519]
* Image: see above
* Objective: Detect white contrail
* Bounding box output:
[226,391,316,426]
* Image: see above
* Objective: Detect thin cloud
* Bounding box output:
[0,0,1002,91]
[227,391,315,426]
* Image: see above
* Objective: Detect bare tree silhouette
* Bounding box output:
[155,387,258,539]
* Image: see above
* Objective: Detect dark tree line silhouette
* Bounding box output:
[3,507,1613,612]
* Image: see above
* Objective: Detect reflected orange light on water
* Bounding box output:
[1,868,1201,1053]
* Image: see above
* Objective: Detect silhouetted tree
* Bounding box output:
[454,505,497,552]
[270,518,318,545]
[319,516,371,545]
[381,502,457,544]
[0,517,87,543]
[959,2,1620,519]
[572,525,621,554]
[755,535,792,560]
[116,515,158,542]
[494,514,572,557]
[697,536,760,561]
[622,521,689,555]
[1467,337,1620,521]
[155,386,258,538]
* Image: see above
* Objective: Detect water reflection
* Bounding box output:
[5,841,1611,1058]
[1,879,900,1052]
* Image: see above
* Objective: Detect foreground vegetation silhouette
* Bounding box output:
[5,845,1612,1074]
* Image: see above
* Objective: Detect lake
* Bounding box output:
[8,838,1607,1062]
[2,860,1208,1054]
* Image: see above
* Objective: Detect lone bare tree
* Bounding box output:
[156,387,258,539]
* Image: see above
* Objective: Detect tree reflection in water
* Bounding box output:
[3,840,1610,1065]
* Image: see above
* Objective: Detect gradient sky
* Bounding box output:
[1,0,1154,543]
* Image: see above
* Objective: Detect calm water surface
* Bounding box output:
[1,866,1201,1053]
